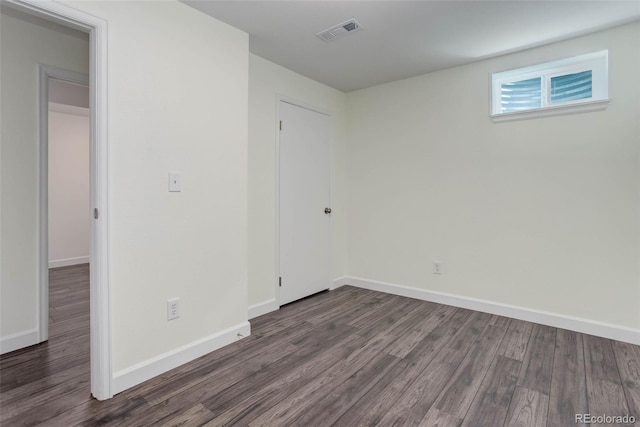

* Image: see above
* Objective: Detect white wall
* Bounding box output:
[346,22,640,330]
[248,54,347,311]
[65,0,249,375]
[48,107,90,268]
[2,0,249,386]
[0,6,89,344]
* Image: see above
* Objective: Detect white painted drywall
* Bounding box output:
[0,6,89,342]
[248,54,347,308]
[346,22,640,329]
[65,0,249,373]
[48,108,90,268]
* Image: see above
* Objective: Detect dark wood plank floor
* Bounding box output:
[1,264,639,426]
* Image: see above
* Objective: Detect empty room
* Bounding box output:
[1,0,639,426]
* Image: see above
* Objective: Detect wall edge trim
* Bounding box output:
[0,329,39,355]
[338,276,640,345]
[331,275,348,290]
[248,299,279,319]
[49,256,90,269]
[112,321,251,395]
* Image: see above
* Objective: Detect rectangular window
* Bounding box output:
[491,51,609,121]
[550,70,592,103]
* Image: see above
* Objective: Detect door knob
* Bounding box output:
[325,208,332,214]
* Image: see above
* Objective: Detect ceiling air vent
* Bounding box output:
[316,18,363,42]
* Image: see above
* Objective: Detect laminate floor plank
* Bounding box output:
[2,378,94,426]
[584,335,631,419]
[41,393,142,426]
[353,297,430,341]
[76,396,151,427]
[305,289,386,326]
[0,346,43,370]
[157,403,216,427]
[199,322,360,414]
[330,358,411,427]
[332,308,475,427]
[206,334,372,426]
[347,295,407,329]
[419,408,463,427]
[386,304,456,358]
[88,396,208,427]
[249,299,359,340]
[289,352,401,427]
[612,341,640,421]
[489,314,512,329]
[2,268,640,427]
[548,329,588,427]
[433,324,509,418]
[48,313,89,335]
[375,312,492,426]
[48,306,88,321]
[0,361,90,419]
[498,319,534,362]
[0,345,89,393]
[504,386,549,427]
[517,323,556,395]
[246,324,420,426]
[278,287,372,326]
[460,355,521,427]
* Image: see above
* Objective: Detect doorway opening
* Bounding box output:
[44,76,91,378]
[40,72,90,344]
[0,0,112,400]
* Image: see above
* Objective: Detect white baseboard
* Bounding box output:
[338,276,640,346]
[247,278,348,319]
[248,299,279,319]
[49,256,90,269]
[330,276,348,290]
[112,321,251,395]
[0,329,39,355]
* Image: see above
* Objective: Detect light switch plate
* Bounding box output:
[169,172,182,192]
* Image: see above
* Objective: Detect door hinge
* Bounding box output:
[279,276,282,287]
[94,208,99,219]
[279,120,282,131]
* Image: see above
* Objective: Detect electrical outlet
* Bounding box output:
[167,298,180,320]
[433,261,442,275]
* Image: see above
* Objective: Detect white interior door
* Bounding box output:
[279,101,331,305]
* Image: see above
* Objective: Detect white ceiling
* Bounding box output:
[183,1,640,92]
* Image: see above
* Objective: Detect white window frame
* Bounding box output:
[491,50,610,122]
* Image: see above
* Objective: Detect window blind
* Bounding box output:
[501,77,542,113]
[550,70,592,103]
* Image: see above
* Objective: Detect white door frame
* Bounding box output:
[275,95,332,306]
[38,65,89,342]
[4,0,113,400]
